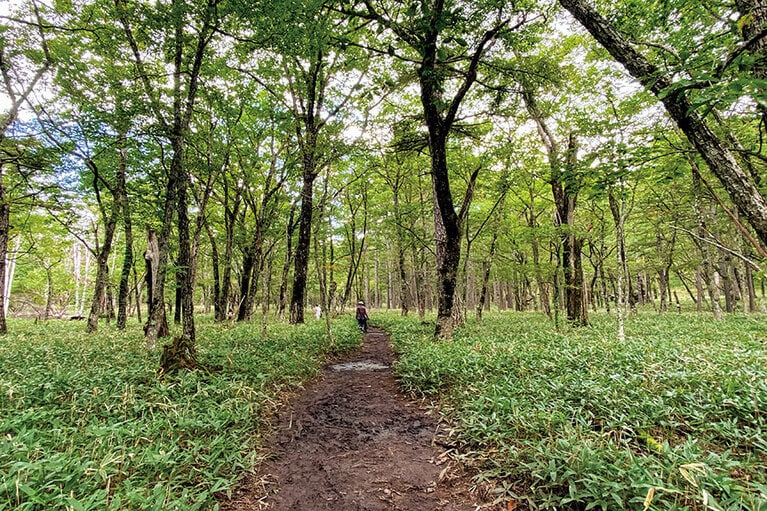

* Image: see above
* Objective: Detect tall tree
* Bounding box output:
[116,0,224,361]
[236,0,369,324]
[521,86,588,325]
[348,0,536,338]
[375,152,413,316]
[559,0,767,248]
[236,117,290,322]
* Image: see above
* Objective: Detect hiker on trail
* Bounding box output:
[355,301,369,333]
[314,304,322,319]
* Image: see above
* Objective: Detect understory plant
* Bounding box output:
[0,317,360,510]
[377,311,767,511]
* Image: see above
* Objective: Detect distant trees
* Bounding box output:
[0,0,765,344]
[0,1,53,334]
[345,0,539,338]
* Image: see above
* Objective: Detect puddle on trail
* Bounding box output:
[331,360,390,371]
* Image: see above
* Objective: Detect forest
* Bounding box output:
[1,0,766,509]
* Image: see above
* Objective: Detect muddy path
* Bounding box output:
[219,327,499,511]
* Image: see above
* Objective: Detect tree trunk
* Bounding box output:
[261,256,272,339]
[736,0,767,130]
[523,88,583,324]
[245,245,264,322]
[237,243,256,322]
[116,124,133,330]
[278,206,296,320]
[87,200,119,333]
[599,262,610,313]
[313,216,333,345]
[144,229,169,348]
[415,2,504,338]
[531,216,551,317]
[552,141,587,326]
[394,191,410,316]
[736,0,767,78]
[290,170,317,324]
[721,256,735,313]
[0,176,9,335]
[476,226,499,322]
[144,154,177,347]
[608,192,626,342]
[204,220,223,322]
[342,219,363,308]
[119,0,214,359]
[132,263,142,323]
[430,158,462,339]
[174,139,196,344]
[656,233,669,313]
[745,264,758,312]
[692,165,724,319]
[105,281,115,322]
[116,216,133,330]
[174,262,182,324]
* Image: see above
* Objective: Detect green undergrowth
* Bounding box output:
[376,311,767,511]
[0,317,360,510]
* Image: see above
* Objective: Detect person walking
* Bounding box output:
[355,301,369,333]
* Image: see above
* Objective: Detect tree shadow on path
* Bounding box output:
[219,327,500,510]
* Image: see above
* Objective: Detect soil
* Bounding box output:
[218,327,502,511]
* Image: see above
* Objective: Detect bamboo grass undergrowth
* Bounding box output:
[0,316,361,510]
[377,311,767,510]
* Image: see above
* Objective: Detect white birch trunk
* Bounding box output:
[80,248,92,316]
[3,236,21,316]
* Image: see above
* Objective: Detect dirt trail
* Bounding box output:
[219,327,497,511]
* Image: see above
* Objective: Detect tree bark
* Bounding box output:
[87,167,120,334]
[736,0,767,75]
[290,159,318,324]
[115,116,134,330]
[0,174,9,335]
[278,206,296,320]
[237,244,256,322]
[205,220,222,321]
[143,229,169,348]
[173,262,182,324]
